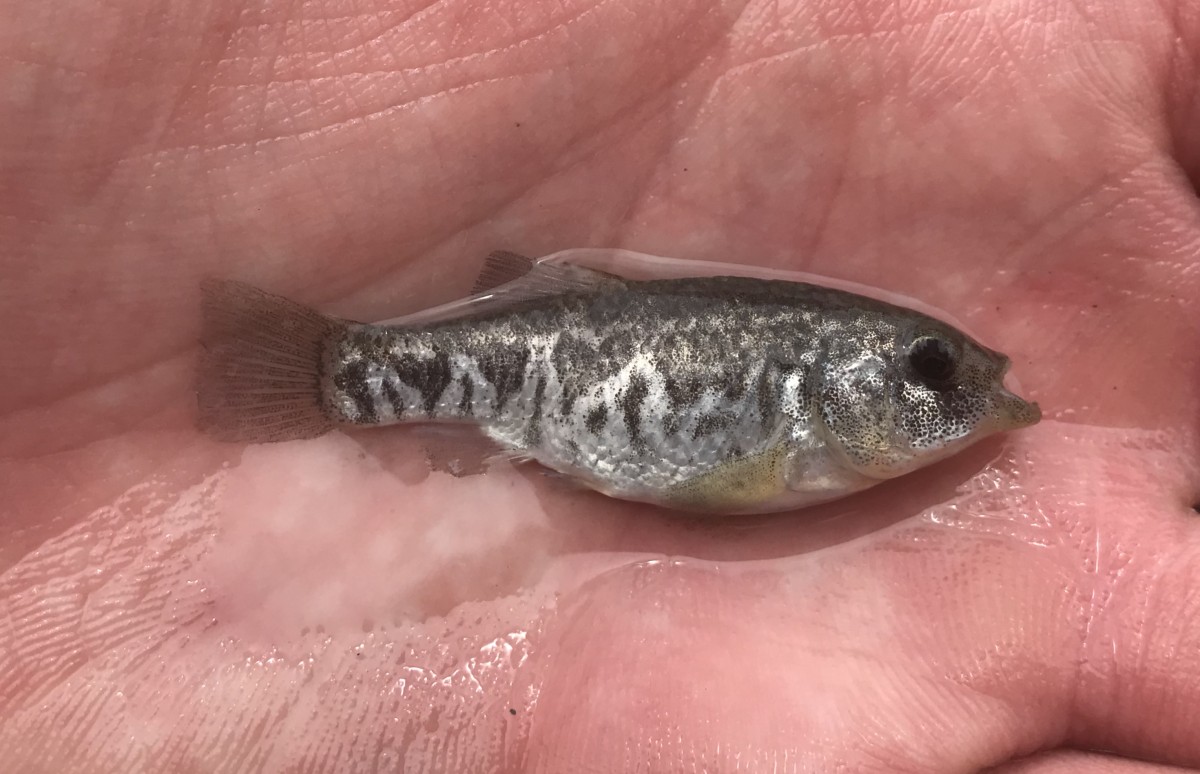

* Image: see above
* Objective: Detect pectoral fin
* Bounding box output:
[663,444,792,514]
[659,438,879,515]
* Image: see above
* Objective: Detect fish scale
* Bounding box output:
[327,292,789,498]
[197,250,1041,514]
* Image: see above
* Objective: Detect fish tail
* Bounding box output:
[197,279,343,443]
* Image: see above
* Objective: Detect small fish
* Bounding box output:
[197,250,1040,514]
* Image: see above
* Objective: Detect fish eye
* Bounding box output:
[907,335,957,389]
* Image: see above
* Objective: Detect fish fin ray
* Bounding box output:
[471,250,537,294]
[473,250,624,297]
[197,279,346,443]
[664,443,793,513]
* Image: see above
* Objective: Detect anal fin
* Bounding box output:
[407,424,533,477]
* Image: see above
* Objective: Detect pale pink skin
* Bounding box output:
[2,0,1199,771]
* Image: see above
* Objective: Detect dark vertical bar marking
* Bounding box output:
[333,360,378,424]
[479,346,530,410]
[458,374,474,416]
[585,403,608,434]
[382,375,405,419]
[395,350,453,415]
[525,374,547,446]
[619,373,649,452]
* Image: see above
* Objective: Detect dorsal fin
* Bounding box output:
[471,250,537,294]
[471,250,623,297]
[372,251,625,327]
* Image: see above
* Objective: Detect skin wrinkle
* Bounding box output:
[1001,158,1156,266]
[335,83,698,301]
[1169,4,1200,184]
[0,53,91,76]
[0,435,217,573]
[802,136,849,261]
[248,18,287,158]
[703,32,866,256]
[1065,522,1115,748]
[681,6,1084,262]
[165,10,730,304]
[0,349,187,425]
[230,73,558,146]
[154,10,244,148]
[6,537,180,706]
[171,66,552,152]
[813,0,969,45]
[1073,501,1194,752]
[218,0,669,134]
[624,1,750,208]
[84,11,226,179]
[81,72,637,372]
[600,99,688,235]
[982,10,1039,96]
[226,2,603,84]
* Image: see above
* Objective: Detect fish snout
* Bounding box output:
[991,387,1041,431]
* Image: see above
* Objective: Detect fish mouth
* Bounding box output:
[990,387,1042,430]
[988,352,1040,429]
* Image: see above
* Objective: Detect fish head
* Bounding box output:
[815,317,1040,480]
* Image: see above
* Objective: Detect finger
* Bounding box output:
[515,421,1198,773]
[988,750,1199,773]
[1068,494,1200,765]
[1162,1,1200,186]
[1055,0,1200,762]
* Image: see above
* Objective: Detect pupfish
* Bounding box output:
[197,249,1040,514]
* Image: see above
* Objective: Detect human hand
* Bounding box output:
[2,0,1198,771]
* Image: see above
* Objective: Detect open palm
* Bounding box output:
[3,0,1199,771]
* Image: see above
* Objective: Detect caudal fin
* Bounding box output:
[197,279,342,443]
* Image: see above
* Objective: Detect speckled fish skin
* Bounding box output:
[197,251,1040,514]
[281,258,1041,514]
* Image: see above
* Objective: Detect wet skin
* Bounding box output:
[2,0,1200,772]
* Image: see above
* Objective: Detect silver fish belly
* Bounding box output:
[198,250,1041,514]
